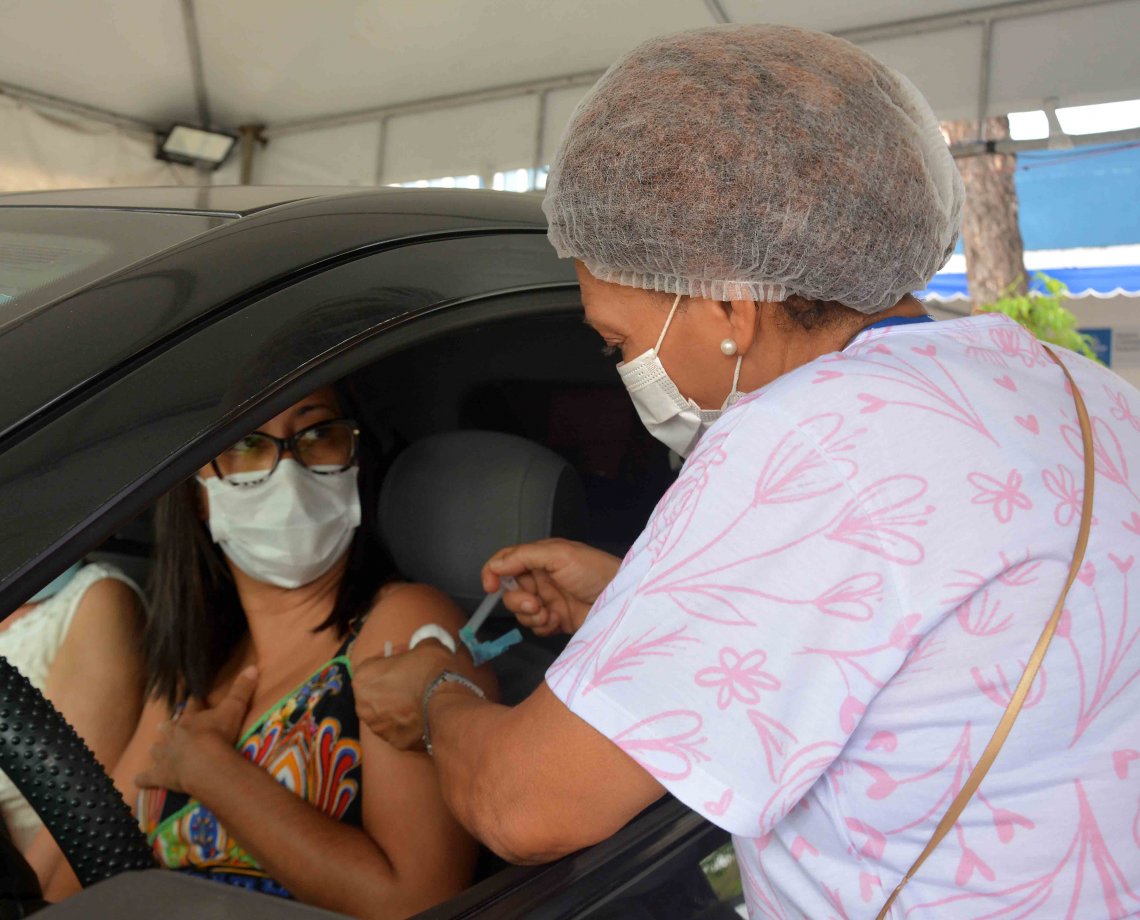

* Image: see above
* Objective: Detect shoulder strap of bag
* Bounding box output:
[876,346,1095,919]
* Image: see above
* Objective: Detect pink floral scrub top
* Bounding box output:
[547,314,1140,918]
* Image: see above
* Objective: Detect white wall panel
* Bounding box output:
[541,86,592,165]
[255,122,381,186]
[861,26,984,123]
[0,96,192,193]
[989,1,1140,115]
[383,94,539,184]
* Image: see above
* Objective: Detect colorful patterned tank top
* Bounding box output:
[138,634,362,898]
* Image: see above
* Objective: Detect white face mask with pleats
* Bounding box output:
[199,460,361,589]
[616,293,744,458]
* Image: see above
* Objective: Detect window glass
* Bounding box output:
[0,208,229,324]
[575,835,746,919]
[700,843,746,916]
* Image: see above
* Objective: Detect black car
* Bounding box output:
[0,186,745,919]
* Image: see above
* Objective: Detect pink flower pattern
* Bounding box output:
[695,647,781,710]
[968,469,1033,523]
[1043,463,1088,526]
[547,315,1140,918]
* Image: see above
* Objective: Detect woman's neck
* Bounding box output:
[230,559,346,669]
[748,295,928,389]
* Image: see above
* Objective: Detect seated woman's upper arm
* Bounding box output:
[46,577,146,768]
[353,583,499,701]
[109,695,170,808]
[349,584,486,902]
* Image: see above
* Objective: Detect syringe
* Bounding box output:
[459,575,523,666]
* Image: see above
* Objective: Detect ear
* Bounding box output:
[724,299,762,354]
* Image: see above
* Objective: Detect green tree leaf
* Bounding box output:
[976,272,1100,361]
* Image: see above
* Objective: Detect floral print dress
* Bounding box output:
[548,314,1140,918]
[139,635,363,898]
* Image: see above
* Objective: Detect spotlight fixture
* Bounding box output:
[156,124,237,169]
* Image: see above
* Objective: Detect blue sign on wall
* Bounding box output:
[1080,327,1113,367]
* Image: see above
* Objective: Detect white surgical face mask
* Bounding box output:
[199,460,361,589]
[617,293,744,458]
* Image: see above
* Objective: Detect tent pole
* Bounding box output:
[374,116,390,186]
[237,125,263,184]
[1042,98,1075,149]
[0,80,157,135]
[834,0,1119,42]
[950,125,1140,157]
[180,0,212,128]
[532,90,549,190]
[266,71,603,139]
[976,19,994,142]
[702,0,731,24]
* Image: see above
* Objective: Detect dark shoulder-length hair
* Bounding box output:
[145,383,395,706]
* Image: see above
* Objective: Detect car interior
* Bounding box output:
[92,308,678,704]
[76,304,751,916]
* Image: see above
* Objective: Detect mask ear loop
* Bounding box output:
[722,355,744,409]
[653,293,684,354]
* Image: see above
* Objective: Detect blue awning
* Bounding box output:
[921,262,1140,302]
[922,142,1140,302]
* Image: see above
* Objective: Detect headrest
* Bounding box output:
[379,431,585,613]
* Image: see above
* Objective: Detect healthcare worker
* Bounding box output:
[354,24,1140,918]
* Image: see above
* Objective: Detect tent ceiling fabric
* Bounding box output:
[2,0,1138,131]
[1,0,1139,191]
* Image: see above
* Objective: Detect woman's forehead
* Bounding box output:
[270,387,341,426]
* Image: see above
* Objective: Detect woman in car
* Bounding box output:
[42,385,494,918]
[351,25,1140,919]
[0,562,144,867]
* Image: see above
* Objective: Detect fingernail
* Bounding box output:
[521,600,536,614]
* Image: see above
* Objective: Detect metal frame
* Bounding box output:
[0,80,157,136]
[179,0,212,129]
[703,0,731,24]
[832,0,1120,42]
[264,70,604,139]
[951,125,1140,157]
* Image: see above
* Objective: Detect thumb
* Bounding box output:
[221,666,259,717]
[485,542,555,585]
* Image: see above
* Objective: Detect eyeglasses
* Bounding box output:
[211,418,360,486]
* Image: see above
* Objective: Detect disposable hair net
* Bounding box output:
[543,25,964,314]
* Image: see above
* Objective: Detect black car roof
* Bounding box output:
[0,185,379,217]
[0,186,552,448]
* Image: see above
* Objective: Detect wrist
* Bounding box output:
[421,671,486,755]
[413,641,456,691]
[182,734,243,798]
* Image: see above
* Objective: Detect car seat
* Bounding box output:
[378,430,585,705]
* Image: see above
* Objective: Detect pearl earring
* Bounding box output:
[719,338,738,356]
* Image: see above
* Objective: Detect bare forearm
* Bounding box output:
[428,691,543,863]
[428,683,664,866]
[184,750,407,918]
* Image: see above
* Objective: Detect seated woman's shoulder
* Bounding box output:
[352,581,466,660]
[69,571,144,638]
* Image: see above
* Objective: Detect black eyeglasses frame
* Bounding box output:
[210,417,360,486]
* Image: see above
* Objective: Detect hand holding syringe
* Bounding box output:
[459,575,522,666]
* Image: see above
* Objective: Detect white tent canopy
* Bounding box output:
[1,0,1139,190]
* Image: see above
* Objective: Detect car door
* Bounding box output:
[1,230,576,609]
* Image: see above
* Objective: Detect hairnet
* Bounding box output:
[543,25,964,314]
